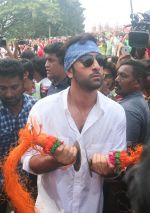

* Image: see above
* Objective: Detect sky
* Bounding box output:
[79,0,150,31]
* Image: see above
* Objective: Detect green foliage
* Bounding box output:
[0,0,85,38]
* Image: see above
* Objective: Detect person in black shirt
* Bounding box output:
[44,42,70,96]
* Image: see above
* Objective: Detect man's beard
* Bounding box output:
[72,67,103,91]
[1,95,23,108]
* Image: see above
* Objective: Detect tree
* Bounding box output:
[0,0,85,38]
[56,0,85,36]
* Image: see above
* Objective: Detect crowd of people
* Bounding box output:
[0,31,150,213]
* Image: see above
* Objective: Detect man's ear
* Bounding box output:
[66,68,73,79]
[133,78,143,90]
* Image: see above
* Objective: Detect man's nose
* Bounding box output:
[45,60,49,68]
[92,58,101,70]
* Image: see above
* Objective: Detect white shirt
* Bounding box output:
[22,88,126,213]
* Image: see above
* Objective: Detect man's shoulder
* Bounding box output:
[120,93,148,113]
[32,90,65,110]
[98,91,125,112]
[23,94,37,105]
[21,94,37,114]
[97,92,126,123]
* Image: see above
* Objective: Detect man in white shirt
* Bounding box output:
[22,33,126,213]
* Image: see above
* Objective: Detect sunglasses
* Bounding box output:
[78,54,105,68]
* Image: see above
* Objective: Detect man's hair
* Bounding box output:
[130,47,146,59]
[0,58,24,80]
[31,56,47,78]
[20,59,34,80]
[119,59,147,83]
[103,61,117,79]
[44,42,65,64]
[126,144,150,213]
[64,33,98,52]
[20,50,36,60]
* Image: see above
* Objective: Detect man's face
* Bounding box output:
[115,65,139,96]
[69,53,103,91]
[103,69,114,90]
[24,78,34,95]
[45,53,65,82]
[0,76,24,107]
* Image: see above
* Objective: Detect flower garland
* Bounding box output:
[2,124,63,213]
[44,137,63,154]
[2,124,143,213]
[107,145,143,173]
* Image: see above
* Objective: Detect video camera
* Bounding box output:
[0,36,6,47]
[129,11,150,48]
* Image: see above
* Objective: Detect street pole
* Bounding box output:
[130,0,134,21]
[130,0,133,15]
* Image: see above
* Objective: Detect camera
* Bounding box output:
[0,36,6,47]
[129,11,150,48]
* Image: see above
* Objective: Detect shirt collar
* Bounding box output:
[52,77,69,87]
[121,92,143,101]
[62,88,105,115]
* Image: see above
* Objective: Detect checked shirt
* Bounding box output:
[0,94,36,161]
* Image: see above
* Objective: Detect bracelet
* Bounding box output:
[44,136,63,155]
[51,139,62,154]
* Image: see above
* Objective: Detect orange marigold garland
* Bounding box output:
[2,124,63,213]
[107,145,143,173]
[2,126,35,213]
[2,124,143,213]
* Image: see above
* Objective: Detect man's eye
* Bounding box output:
[47,59,54,63]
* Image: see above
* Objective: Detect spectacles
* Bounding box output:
[78,54,105,68]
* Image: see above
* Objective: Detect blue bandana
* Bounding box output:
[64,40,100,72]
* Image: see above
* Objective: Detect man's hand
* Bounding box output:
[90,153,114,176]
[54,144,78,166]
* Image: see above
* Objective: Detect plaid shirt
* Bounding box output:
[0,94,36,161]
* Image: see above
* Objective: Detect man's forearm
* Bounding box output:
[29,154,63,174]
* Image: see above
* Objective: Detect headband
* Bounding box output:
[64,40,100,72]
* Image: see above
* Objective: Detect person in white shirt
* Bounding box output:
[22,33,127,213]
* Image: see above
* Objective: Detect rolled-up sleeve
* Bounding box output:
[21,148,39,175]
